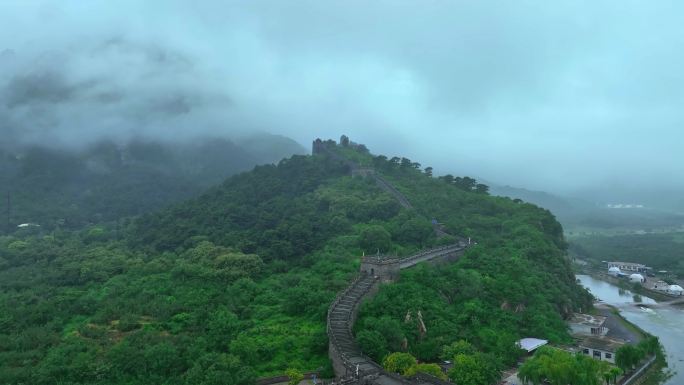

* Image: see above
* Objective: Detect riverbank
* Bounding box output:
[579,269,674,302]
[577,275,679,385]
[594,303,644,343]
[599,304,669,385]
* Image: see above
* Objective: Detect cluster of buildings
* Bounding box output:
[605,204,645,209]
[605,261,683,296]
[607,266,646,283]
[652,280,684,296]
[515,313,625,365]
[568,313,625,364]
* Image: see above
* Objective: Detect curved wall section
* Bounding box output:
[326,244,466,384]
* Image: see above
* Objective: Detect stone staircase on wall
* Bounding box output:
[314,138,471,385]
[327,244,467,385]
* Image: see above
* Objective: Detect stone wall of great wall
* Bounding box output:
[314,137,471,385]
[326,245,467,385]
[313,138,413,210]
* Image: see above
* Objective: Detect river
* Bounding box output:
[576,275,684,385]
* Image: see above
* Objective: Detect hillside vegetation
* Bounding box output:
[0,140,591,385]
[1,134,305,231]
[349,151,591,381]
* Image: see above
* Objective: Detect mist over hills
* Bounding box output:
[1,133,305,231]
[0,2,682,384]
[490,184,684,233]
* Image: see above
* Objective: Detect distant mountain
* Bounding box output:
[572,186,684,214]
[236,133,308,164]
[490,184,684,232]
[489,184,592,219]
[0,134,306,231]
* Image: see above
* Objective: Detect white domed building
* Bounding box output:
[608,266,621,277]
[667,284,683,296]
[629,273,645,283]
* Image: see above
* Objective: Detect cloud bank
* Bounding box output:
[1,1,683,194]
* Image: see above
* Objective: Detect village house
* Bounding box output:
[568,313,609,336]
[606,261,650,273]
[667,284,684,296]
[517,338,548,354]
[629,273,645,283]
[652,280,670,291]
[652,281,684,295]
[579,336,626,364]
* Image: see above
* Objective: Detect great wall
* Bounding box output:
[312,138,471,385]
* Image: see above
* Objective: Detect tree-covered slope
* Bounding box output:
[0,142,591,385]
[336,151,593,380]
[1,134,305,232]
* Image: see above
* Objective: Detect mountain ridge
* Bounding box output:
[0,137,591,384]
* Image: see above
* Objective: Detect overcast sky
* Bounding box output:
[1,1,683,195]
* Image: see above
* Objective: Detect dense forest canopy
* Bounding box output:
[0,134,304,231]
[0,140,591,384]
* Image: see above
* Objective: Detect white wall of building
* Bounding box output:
[581,347,616,364]
[570,324,607,336]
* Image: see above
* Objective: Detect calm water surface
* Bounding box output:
[576,275,684,385]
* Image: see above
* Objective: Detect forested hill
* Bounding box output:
[0,139,591,385]
[1,134,305,231]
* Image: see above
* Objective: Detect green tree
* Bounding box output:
[404,363,447,379]
[615,344,643,371]
[357,330,388,362]
[637,336,659,356]
[448,353,498,385]
[396,217,433,246]
[382,352,417,375]
[607,367,622,384]
[206,306,240,350]
[518,346,609,385]
[440,340,475,361]
[184,353,254,385]
[359,225,392,253]
[285,368,304,385]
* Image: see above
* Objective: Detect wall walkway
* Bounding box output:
[327,244,467,385]
[315,139,469,385]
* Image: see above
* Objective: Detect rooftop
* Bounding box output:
[607,261,647,268]
[569,313,607,327]
[579,336,626,352]
[517,338,548,352]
